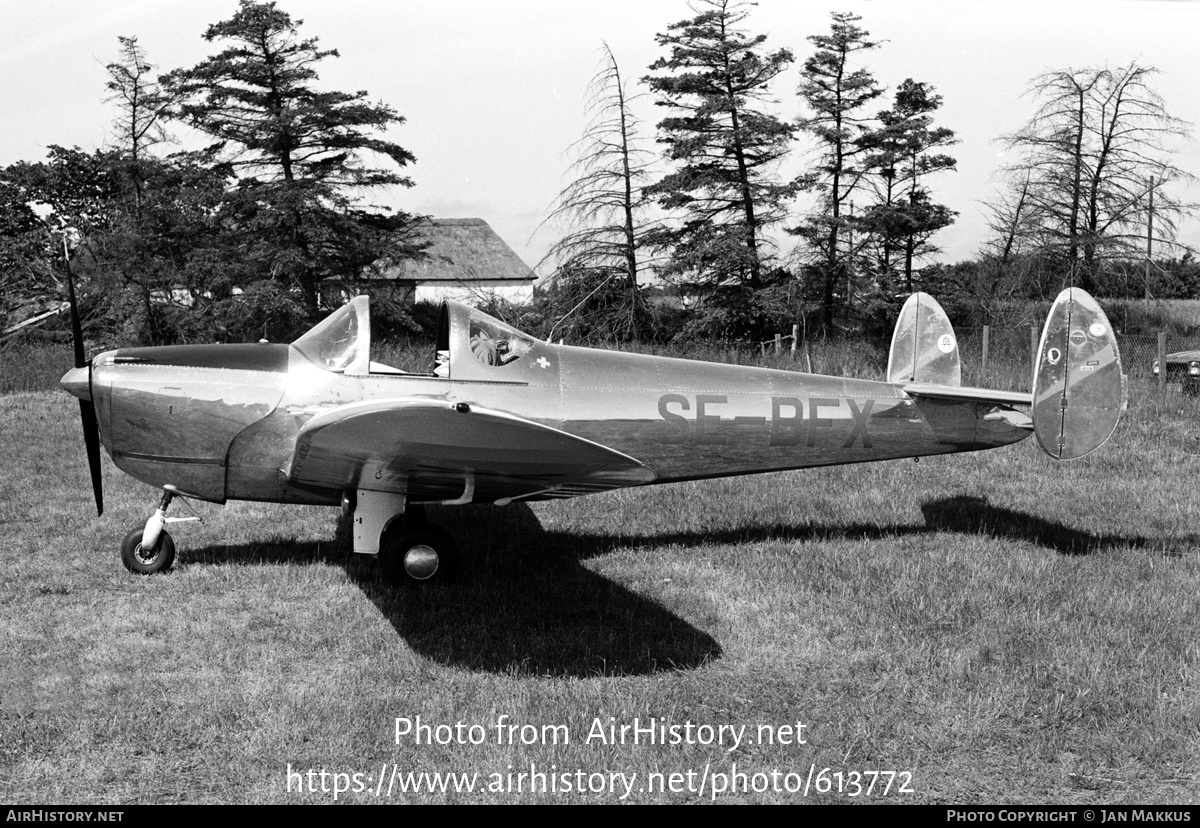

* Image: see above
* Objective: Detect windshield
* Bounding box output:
[293,297,369,373]
[468,311,533,367]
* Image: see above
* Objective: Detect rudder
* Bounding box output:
[1032,288,1124,460]
[887,292,962,386]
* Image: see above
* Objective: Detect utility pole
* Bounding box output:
[1144,176,1155,302]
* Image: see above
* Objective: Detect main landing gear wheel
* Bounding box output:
[379,521,458,587]
[120,526,176,575]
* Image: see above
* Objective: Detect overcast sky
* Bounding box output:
[3,0,1198,274]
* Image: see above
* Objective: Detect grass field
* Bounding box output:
[1,355,1199,804]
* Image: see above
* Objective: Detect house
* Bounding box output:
[323,218,536,307]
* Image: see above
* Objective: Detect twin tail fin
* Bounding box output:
[889,289,1124,460]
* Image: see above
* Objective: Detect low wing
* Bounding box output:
[287,398,655,503]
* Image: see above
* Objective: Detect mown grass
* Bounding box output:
[1,346,1198,804]
[0,341,73,394]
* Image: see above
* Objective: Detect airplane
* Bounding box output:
[59,285,1124,586]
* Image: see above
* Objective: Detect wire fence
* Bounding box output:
[753,325,1200,395]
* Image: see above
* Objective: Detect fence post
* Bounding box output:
[982,325,990,374]
[1158,330,1167,394]
[791,323,798,357]
[774,333,782,354]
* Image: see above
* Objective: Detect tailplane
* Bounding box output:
[893,288,1124,461]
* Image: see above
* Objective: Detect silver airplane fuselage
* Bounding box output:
[58,292,1124,582]
[80,334,1029,508]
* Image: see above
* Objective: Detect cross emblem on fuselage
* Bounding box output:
[536,357,550,369]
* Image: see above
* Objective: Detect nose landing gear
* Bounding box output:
[120,486,199,575]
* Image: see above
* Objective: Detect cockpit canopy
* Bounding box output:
[292,295,370,374]
[466,310,534,368]
[291,296,540,378]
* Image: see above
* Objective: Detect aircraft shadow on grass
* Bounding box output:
[917,495,1154,556]
[180,495,1162,677]
[183,504,723,678]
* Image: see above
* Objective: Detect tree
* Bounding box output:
[857,79,957,293]
[967,172,1063,314]
[999,62,1194,295]
[539,43,659,341]
[0,176,59,320]
[792,11,883,330]
[104,36,172,212]
[2,145,243,346]
[0,147,128,340]
[161,0,421,312]
[99,37,222,344]
[87,154,246,344]
[643,0,796,336]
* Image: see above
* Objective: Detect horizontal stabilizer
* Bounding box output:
[903,382,1032,407]
[888,292,962,386]
[1031,288,1123,460]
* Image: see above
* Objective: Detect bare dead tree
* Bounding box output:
[539,43,661,340]
[104,36,172,212]
[1000,62,1195,294]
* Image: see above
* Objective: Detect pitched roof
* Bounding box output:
[375,218,534,285]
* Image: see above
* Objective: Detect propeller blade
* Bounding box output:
[63,239,85,370]
[80,399,104,516]
[62,236,103,515]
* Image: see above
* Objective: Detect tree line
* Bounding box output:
[0,0,1194,348]
[1,1,422,345]
[540,2,1195,342]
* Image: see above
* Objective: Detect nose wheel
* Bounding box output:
[120,526,176,574]
[119,486,198,575]
[378,517,458,587]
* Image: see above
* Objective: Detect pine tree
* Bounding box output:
[792,11,882,330]
[105,36,173,215]
[858,79,957,293]
[162,0,420,312]
[539,43,659,342]
[643,0,795,336]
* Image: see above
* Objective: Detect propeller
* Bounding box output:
[62,240,104,516]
